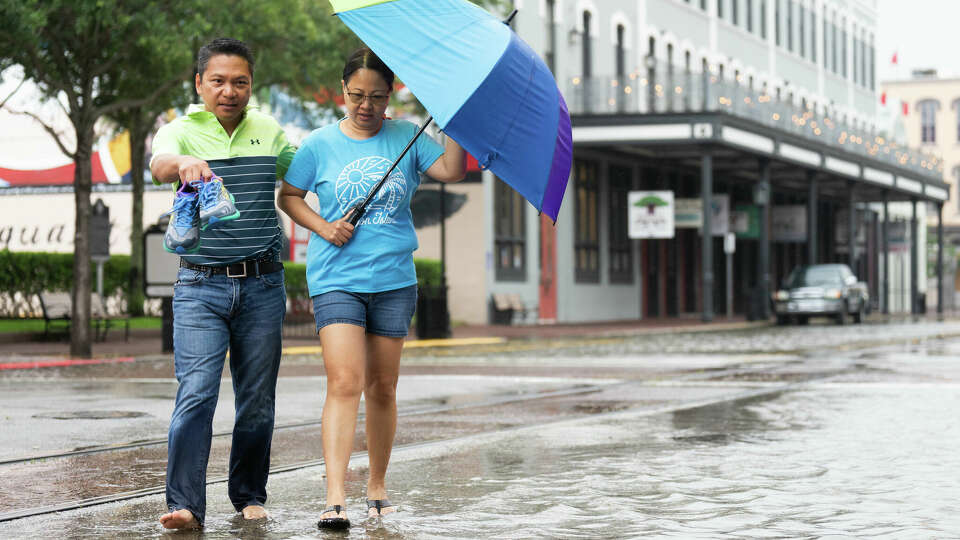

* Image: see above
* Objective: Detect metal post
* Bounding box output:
[882,193,889,315]
[726,236,733,319]
[807,171,818,264]
[911,198,919,315]
[937,202,944,316]
[701,153,714,322]
[758,160,771,320]
[847,182,856,269]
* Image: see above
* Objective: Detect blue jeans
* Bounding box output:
[166,266,286,525]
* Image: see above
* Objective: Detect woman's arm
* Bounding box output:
[277,181,354,247]
[425,133,467,183]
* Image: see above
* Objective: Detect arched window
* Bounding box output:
[918,99,940,143]
[616,24,625,78]
[952,98,960,142]
[582,10,592,78]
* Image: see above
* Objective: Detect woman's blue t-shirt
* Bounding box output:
[284,118,444,297]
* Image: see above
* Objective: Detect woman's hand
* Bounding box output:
[320,217,355,247]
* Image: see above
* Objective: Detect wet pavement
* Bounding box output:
[2,317,960,537]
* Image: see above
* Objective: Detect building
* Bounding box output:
[414,0,949,325]
[882,70,960,310]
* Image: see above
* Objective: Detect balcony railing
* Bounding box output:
[567,65,943,182]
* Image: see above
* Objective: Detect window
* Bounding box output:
[852,27,859,84]
[786,0,793,51]
[608,165,634,284]
[860,35,867,86]
[494,176,526,281]
[574,159,600,283]
[582,11,592,78]
[545,0,556,73]
[717,0,724,19]
[811,9,817,62]
[841,19,847,78]
[919,99,939,143]
[732,0,739,25]
[775,0,781,45]
[747,0,753,31]
[616,25,625,78]
[760,0,767,38]
[869,39,875,89]
[701,0,707,10]
[799,4,805,57]
[832,20,838,73]
[824,16,830,69]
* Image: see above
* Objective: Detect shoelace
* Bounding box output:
[199,177,222,210]
[171,193,198,228]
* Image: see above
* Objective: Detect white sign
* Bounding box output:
[772,205,807,242]
[724,232,736,254]
[674,198,702,228]
[628,191,674,239]
[709,194,730,236]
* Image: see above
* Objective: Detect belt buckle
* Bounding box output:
[226,262,248,279]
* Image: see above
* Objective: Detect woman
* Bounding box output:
[278,47,466,529]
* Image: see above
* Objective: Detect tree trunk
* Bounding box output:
[127,110,149,317]
[71,125,95,358]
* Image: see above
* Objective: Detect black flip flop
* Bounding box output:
[317,504,350,530]
[366,499,395,517]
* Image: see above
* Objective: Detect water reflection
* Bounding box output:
[6,385,960,538]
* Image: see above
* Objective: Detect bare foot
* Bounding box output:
[366,497,396,518]
[159,509,200,529]
[242,505,268,520]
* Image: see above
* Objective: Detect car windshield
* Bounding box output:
[786,266,842,288]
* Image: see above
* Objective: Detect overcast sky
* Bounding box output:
[876,0,960,81]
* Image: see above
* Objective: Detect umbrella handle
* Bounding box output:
[343,116,434,227]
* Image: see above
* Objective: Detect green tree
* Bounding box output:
[0,0,197,356]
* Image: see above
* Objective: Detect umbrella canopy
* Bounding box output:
[329,0,572,222]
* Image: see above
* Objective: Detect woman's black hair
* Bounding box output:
[342,47,395,89]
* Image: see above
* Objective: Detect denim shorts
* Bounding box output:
[312,285,417,337]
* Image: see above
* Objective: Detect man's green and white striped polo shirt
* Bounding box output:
[151,104,296,266]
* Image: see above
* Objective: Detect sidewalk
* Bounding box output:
[0,315,766,360]
[5,312,953,361]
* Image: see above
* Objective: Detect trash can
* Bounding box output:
[416,285,451,339]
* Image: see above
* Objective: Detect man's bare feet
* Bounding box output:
[159,509,200,529]
[242,505,268,520]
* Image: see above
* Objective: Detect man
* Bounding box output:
[151,37,295,530]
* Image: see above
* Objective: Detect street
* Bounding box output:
[1,318,960,538]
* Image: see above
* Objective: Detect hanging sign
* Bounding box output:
[629,190,674,238]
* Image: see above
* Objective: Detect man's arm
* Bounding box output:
[150,154,214,184]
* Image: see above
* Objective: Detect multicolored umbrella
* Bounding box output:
[329,0,572,222]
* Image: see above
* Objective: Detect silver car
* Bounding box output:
[772,264,870,325]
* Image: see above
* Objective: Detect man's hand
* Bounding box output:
[320,217,354,247]
[177,156,214,183]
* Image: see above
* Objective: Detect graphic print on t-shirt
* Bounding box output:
[335,155,406,226]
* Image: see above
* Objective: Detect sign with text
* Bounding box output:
[772,205,807,242]
[629,191,674,239]
[674,198,702,228]
[732,204,760,239]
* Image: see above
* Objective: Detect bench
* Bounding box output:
[38,292,130,342]
[490,293,535,325]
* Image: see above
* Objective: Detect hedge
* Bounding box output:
[0,250,443,300]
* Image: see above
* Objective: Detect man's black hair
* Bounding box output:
[196,38,255,78]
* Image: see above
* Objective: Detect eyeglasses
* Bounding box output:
[345,91,389,106]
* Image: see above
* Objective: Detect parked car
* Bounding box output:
[772,264,869,325]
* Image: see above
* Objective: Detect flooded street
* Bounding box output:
[3,320,960,538]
